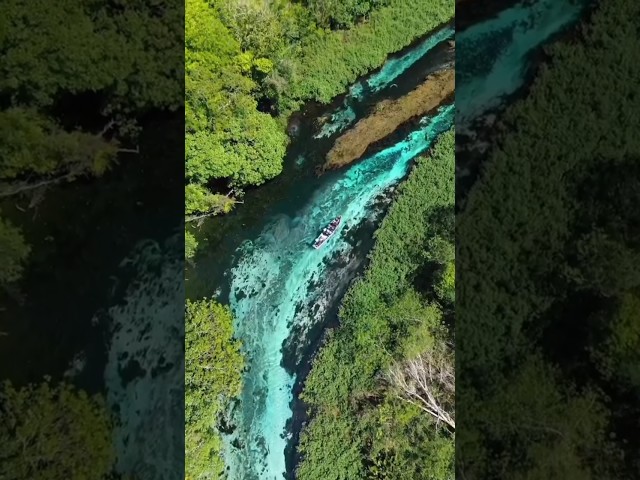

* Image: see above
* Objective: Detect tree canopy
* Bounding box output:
[185,299,244,480]
[0,379,114,480]
[1,0,183,284]
[184,0,453,258]
[457,0,640,476]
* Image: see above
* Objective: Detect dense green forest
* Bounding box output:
[0,380,115,479]
[457,0,640,477]
[298,130,455,480]
[184,0,452,257]
[185,300,244,480]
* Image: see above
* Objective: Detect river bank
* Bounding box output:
[187,25,454,287]
[323,67,454,171]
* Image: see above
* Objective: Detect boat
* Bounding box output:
[312,216,342,249]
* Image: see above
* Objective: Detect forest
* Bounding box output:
[183,0,456,478]
[184,0,457,478]
[185,300,244,480]
[1,0,183,285]
[457,0,640,477]
[6,0,634,478]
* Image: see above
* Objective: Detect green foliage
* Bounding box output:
[305,0,390,29]
[592,293,640,389]
[185,0,454,220]
[185,299,244,480]
[368,396,454,480]
[434,260,454,305]
[0,379,114,480]
[342,129,455,318]
[284,0,453,109]
[297,414,366,480]
[1,0,182,177]
[1,0,183,110]
[0,215,30,285]
[185,184,234,216]
[298,130,455,479]
[0,108,118,181]
[0,0,183,281]
[186,230,198,260]
[185,0,288,216]
[457,0,640,476]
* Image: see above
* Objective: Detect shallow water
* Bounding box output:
[315,23,454,139]
[456,0,588,129]
[180,24,455,480]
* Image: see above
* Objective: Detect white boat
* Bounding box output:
[312,216,342,249]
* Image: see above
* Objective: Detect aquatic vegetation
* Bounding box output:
[325,68,454,169]
[314,24,454,139]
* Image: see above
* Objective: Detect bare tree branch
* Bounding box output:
[99,119,116,136]
[0,171,78,198]
[386,348,455,430]
[185,200,245,223]
[118,146,139,154]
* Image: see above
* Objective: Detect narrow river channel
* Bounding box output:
[186,1,589,477]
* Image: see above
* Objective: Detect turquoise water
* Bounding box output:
[366,26,454,93]
[314,25,454,139]
[224,104,454,479]
[456,0,587,128]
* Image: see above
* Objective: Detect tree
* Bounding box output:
[0,109,119,195]
[186,230,198,260]
[185,183,236,219]
[0,379,115,480]
[185,299,244,480]
[592,293,640,389]
[387,346,455,430]
[0,215,30,285]
[185,0,288,215]
[434,260,455,305]
[0,0,184,281]
[305,0,390,29]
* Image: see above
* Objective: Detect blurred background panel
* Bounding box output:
[456,0,640,478]
[0,1,185,479]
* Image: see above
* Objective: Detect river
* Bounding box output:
[187,1,589,478]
